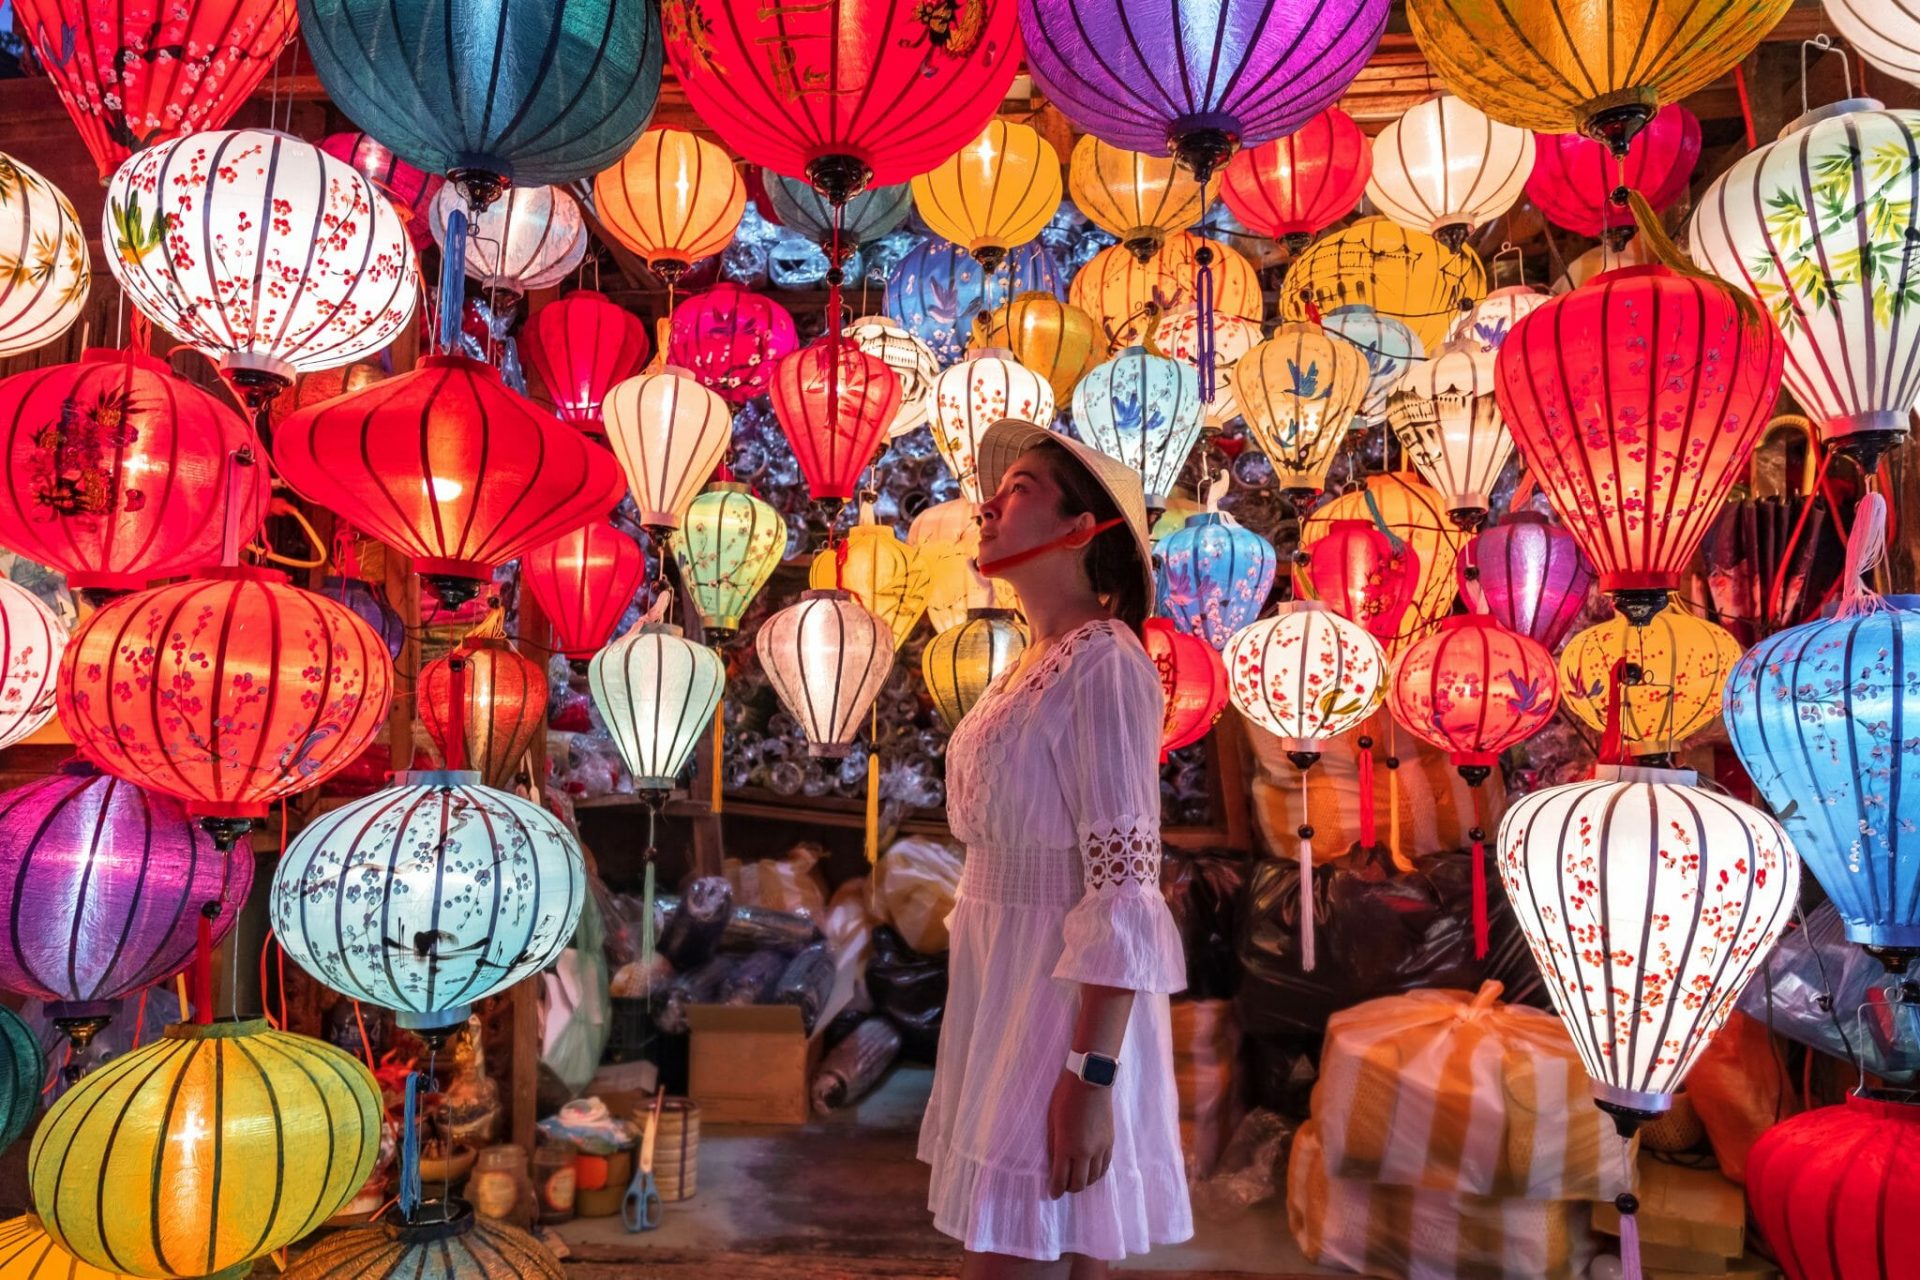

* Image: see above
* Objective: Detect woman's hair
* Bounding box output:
[1023,439,1150,636]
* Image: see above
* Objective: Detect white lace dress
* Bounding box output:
[918,618,1193,1262]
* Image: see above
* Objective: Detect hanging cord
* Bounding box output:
[1468,783,1490,961]
[1193,179,1218,405]
[1615,1133,1645,1280]
[1356,733,1377,851]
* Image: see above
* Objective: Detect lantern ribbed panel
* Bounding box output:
[594,128,746,274]
[1322,305,1425,425]
[104,130,417,382]
[429,184,587,294]
[57,570,392,819]
[771,342,902,505]
[913,121,1062,263]
[1224,601,1387,746]
[671,483,786,637]
[521,522,650,660]
[1387,613,1558,767]
[30,1020,381,1278]
[1494,265,1784,600]
[1302,519,1421,642]
[1724,596,1920,951]
[1496,766,1800,1109]
[589,623,724,789]
[1156,512,1276,650]
[272,777,585,1025]
[13,0,296,180]
[763,174,914,249]
[1071,346,1203,507]
[281,1206,565,1280]
[970,293,1099,406]
[0,580,62,752]
[604,369,733,530]
[1144,617,1229,758]
[418,638,548,788]
[1824,0,1920,89]
[1279,216,1488,350]
[1236,322,1370,493]
[888,237,1064,364]
[1527,104,1701,240]
[1020,0,1388,168]
[661,0,1018,187]
[1071,234,1262,352]
[848,317,940,438]
[1301,473,1464,653]
[667,284,799,407]
[0,154,89,359]
[299,0,660,187]
[1366,95,1535,241]
[1747,1093,1920,1280]
[521,291,651,431]
[0,349,271,592]
[319,132,444,253]
[275,354,626,584]
[0,1006,40,1150]
[1691,104,1920,453]
[1462,513,1594,651]
[0,1214,131,1279]
[1445,285,1554,354]
[1387,345,1514,517]
[755,589,893,757]
[922,609,1025,729]
[929,351,1056,503]
[1219,109,1371,246]
[0,770,252,1011]
[1561,606,1741,753]
[808,521,929,648]
[911,498,1016,633]
[1068,137,1205,259]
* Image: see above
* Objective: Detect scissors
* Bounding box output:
[622,1088,666,1232]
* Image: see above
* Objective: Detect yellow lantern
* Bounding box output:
[30,1021,380,1279]
[1279,215,1488,350]
[593,127,746,282]
[1067,135,1205,262]
[969,292,1101,405]
[911,120,1063,270]
[1300,472,1465,654]
[1559,603,1744,758]
[808,504,930,649]
[910,498,1016,633]
[1235,322,1371,505]
[671,482,788,640]
[602,367,733,531]
[1072,232,1262,352]
[922,608,1027,728]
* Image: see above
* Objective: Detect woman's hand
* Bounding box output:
[1046,1070,1114,1198]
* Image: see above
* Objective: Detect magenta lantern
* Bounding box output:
[1525,104,1701,246]
[667,284,800,407]
[1461,512,1595,651]
[319,131,445,253]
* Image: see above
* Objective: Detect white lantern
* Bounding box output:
[1446,284,1553,353]
[602,367,733,530]
[847,316,941,438]
[1366,94,1536,250]
[271,771,587,1034]
[910,498,1017,632]
[755,589,893,757]
[104,129,416,394]
[0,153,89,359]
[1070,344,1204,507]
[589,620,725,791]
[1224,601,1388,755]
[1498,764,1800,1126]
[1152,306,1263,427]
[928,349,1056,502]
[0,579,64,752]
[1691,100,1920,463]
[1387,345,1514,526]
[1822,0,1920,89]
[430,182,587,296]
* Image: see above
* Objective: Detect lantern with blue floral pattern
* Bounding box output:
[886,236,1064,364]
[1070,345,1203,509]
[1156,481,1276,650]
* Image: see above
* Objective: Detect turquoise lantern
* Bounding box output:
[1323,304,1425,426]
[1156,478,1276,650]
[763,172,913,258]
[886,235,1064,365]
[1724,496,1920,971]
[0,1002,41,1148]
[1070,344,1204,509]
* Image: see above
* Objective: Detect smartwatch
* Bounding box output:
[1065,1049,1119,1088]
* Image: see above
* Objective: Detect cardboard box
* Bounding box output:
[1647,1254,1779,1280]
[685,1004,825,1125]
[1639,1240,1743,1274]
[1592,1157,1745,1261]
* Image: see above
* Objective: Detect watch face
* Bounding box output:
[1082,1054,1118,1087]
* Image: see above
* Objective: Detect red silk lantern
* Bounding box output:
[274,354,625,604]
[1387,613,1558,779]
[521,292,650,433]
[1748,1092,1920,1280]
[668,284,800,407]
[319,131,444,253]
[661,0,1020,201]
[1301,519,1421,643]
[0,348,271,594]
[1526,104,1701,246]
[1494,265,1783,624]
[13,0,297,180]
[520,521,651,661]
[418,612,549,788]
[1220,108,1372,252]
[57,567,393,847]
[1143,617,1228,761]
[770,340,903,508]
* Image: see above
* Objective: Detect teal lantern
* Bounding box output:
[1156,484,1277,650]
[0,1002,41,1149]
[1070,344,1203,508]
[763,172,913,258]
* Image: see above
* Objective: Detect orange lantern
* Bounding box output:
[1068,136,1206,262]
[593,128,747,282]
[1143,618,1229,761]
[1071,233,1262,351]
[418,610,550,788]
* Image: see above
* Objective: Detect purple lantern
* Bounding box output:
[0,765,254,1050]
[323,575,406,662]
[1461,513,1595,651]
[1020,0,1390,181]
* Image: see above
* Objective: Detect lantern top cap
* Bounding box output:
[1592,763,1698,787]
[163,1018,273,1042]
[396,770,486,789]
[1782,97,1886,138]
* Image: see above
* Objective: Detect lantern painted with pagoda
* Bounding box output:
[0,578,63,752]
[429,183,588,297]
[929,350,1056,504]
[1461,512,1593,650]
[1386,344,1513,528]
[923,609,1026,729]
[1144,617,1230,760]
[590,619,725,793]
[762,174,914,254]
[594,128,747,282]
[1156,501,1276,650]
[808,508,930,649]
[1280,216,1488,350]
[1301,473,1464,652]
[1071,234,1261,353]
[848,317,940,438]
[1069,136,1205,262]
[667,284,800,406]
[970,293,1100,407]
[319,131,444,252]
[770,341,903,511]
[756,590,894,757]
[1747,1093,1920,1280]
[1219,108,1372,252]
[1495,264,1784,624]
[1365,94,1535,250]
[417,612,549,788]
[521,291,651,433]
[1300,518,1422,644]
[1561,604,1742,759]
[912,120,1062,269]
[1236,322,1370,508]
[1527,104,1700,246]
[671,483,786,640]
[1071,346,1203,509]
[521,521,651,662]
[887,236,1064,364]
[602,368,733,532]
[0,153,89,359]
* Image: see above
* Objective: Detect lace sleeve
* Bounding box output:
[1047,631,1187,994]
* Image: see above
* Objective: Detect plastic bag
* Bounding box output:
[812,1016,903,1114]
[658,877,734,970]
[873,837,964,955]
[653,955,735,1035]
[823,876,879,1017]
[1737,903,1920,1084]
[1161,848,1246,1001]
[1683,1010,1798,1184]
[723,841,830,919]
[868,925,948,1060]
[774,943,837,1033]
[717,950,788,1004]
[540,894,612,1095]
[1172,999,1242,1179]
[1190,1108,1294,1220]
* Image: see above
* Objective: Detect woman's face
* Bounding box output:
[976,449,1093,575]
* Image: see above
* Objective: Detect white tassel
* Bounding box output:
[1840,491,1889,614]
[1299,831,1316,972]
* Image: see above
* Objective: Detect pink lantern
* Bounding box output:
[318,131,444,254]
[1526,104,1701,246]
[667,284,800,406]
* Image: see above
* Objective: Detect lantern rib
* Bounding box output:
[1894,620,1917,923]
[248,1032,350,1243]
[157,1040,214,1272]
[1832,622,1892,923]
[372,789,433,1013]
[225,1038,288,1260]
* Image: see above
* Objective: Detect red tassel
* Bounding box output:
[1470,784,1490,960]
[446,655,469,772]
[1598,655,1632,768]
[1357,736,1377,850]
[193,906,215,1025]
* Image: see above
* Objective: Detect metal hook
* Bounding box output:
[1801,34,1856,115]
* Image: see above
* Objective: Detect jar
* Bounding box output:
[469,1145,534,1229]
[533,1138,578,1224]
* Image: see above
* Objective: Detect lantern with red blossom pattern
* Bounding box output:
[1461,513,1594,651]
[1748,1092,1920,1280]
[520,521,651,662]
[521,292,651,434]
[770,341,903,510]
[418,611,549,789]
[1143,618,1228,761]
[667,284,800,407]
[1220,108,1372,252]
[1526,104,1701,247]
[1301,518,1422,644]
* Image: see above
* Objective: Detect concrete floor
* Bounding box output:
[557,1066,1338,1277]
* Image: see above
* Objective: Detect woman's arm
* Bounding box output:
[1047,982,1135,1198]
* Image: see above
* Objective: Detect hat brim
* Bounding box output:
[975,418,1156,614]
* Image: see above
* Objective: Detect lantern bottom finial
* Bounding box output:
[1581,100,1656,160]
[1169,123,1238,185]
[423,573,485,611]
[805,154,873,207]
[1446,506,1489,532]
[1609,588,1672,628]
[1432,222,1471,253]
[1864,945,1920,974]
[200,816,257,851]
[1831,427,1909,471]
[448,168,509,211]
[1284,232,1314,255]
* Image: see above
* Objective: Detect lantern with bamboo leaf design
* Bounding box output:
[671,483,786,641]
[0,152,89,359]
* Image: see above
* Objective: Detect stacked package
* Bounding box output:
[1288,982,1628,1279]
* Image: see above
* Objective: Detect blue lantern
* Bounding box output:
[1070,345,1204,507]
[298,0,661,203]
[885,236,1064,365]
[1156,496,1277,650]
[763,172,914,255]
[1323,304,1425,426]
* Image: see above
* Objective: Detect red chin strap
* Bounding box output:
[974,517,1127,576]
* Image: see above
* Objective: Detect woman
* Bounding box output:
[918,418,1191,1278]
